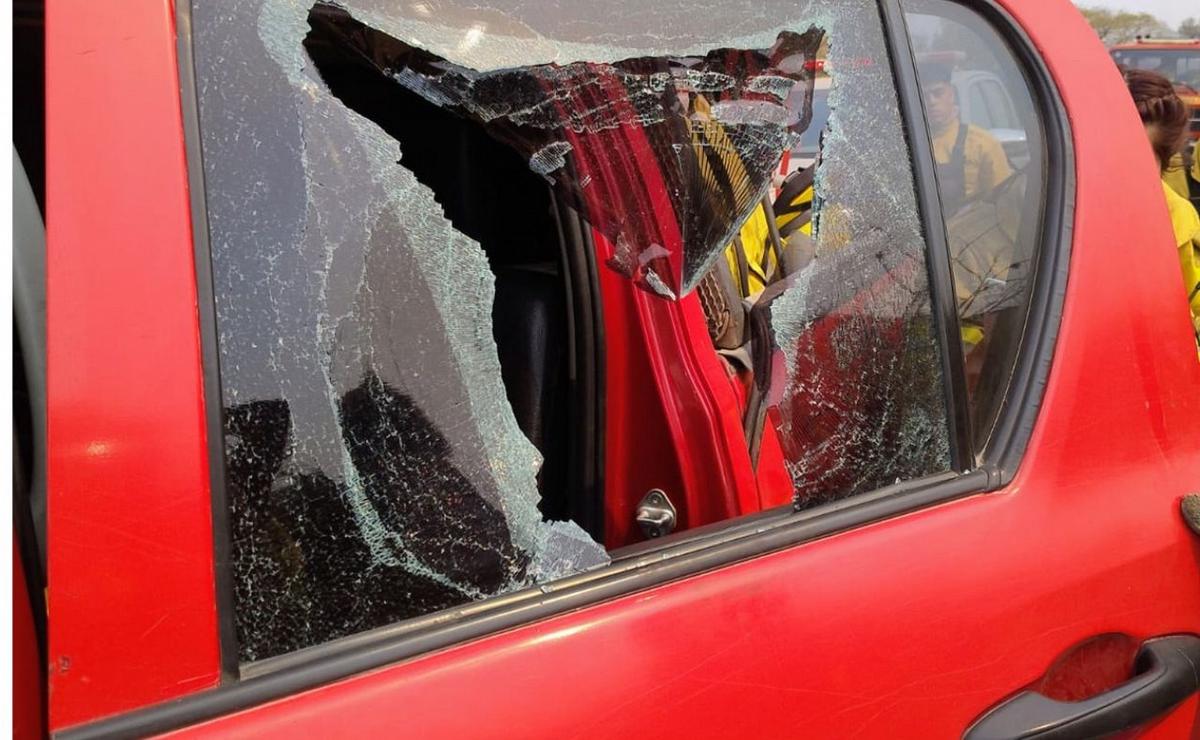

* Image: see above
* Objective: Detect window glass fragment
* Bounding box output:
[307,3,822,295]
[755,0,953,506]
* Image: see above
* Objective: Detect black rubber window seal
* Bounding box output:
[174,0,242,683]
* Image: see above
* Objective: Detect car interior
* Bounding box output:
[302,3,835,550]
[305,7,607,540]
[14,0,47,724]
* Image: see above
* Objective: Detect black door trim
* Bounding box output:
[174,0,241,682]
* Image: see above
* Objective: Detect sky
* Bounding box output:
[1079,0,1195,29]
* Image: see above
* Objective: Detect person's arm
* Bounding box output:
[1181,238,1200,325]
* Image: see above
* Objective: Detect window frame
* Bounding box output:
[55,0,1072,736]
[894,0,1073,468]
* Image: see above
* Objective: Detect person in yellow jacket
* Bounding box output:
[919,61,1014,357]
[920,62,1011,214]
[1162,181,1200,343]
[1126,68,1200,351]
[722,205,775,297]
[725,169,821,297]
[681,92,774,296]
[1164,151,1189,200]
[1191,145,1200,206]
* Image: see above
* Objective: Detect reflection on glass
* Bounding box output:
[904,0,1048,449]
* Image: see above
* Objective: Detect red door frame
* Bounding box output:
[45,0,222,728]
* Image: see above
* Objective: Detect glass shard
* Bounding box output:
[306,4,822,295]
[762,1,952,507]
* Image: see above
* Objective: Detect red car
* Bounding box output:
[14,0,1200,737]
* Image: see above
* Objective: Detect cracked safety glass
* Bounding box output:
[192,0,951,662]
[302,5,823,296]
[688,2,952,508]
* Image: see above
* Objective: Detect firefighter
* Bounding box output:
[722,206,775,297]
[683,92,779,297]
[919,61,1011,213]
[1164,151,1189,200]
[1164,183,1200,348]
[1191,143,1200,207]
[1125,68,1200,350]
[918,61,1015,362]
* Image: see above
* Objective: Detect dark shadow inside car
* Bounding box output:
[304,9,596,533]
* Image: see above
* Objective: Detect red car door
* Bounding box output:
[45,0,1200,737]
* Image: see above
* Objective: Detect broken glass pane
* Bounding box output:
[304,4,822,295]
[758,2,952,507]
[192,0,951,662]
[196,0,615,662]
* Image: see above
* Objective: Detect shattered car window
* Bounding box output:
[303,7,822,297]
[751,7,952,507]
[192,0,950,662]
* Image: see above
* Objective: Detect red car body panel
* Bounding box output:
[42,0,1200,736]
[597,252,771,547]
[45,0,222,728]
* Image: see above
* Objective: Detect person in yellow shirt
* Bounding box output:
[1162,181,1200,343]
[1191,145,1200,207]
[919,62,1012,215]
[1125,68,1200,351]
[1164,151,1189,200]
[918,61,1015,359]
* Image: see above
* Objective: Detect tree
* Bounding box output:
[1076,6,1171,45]
[1180,17,1200,39]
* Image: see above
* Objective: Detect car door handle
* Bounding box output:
[964,635,1200,740]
